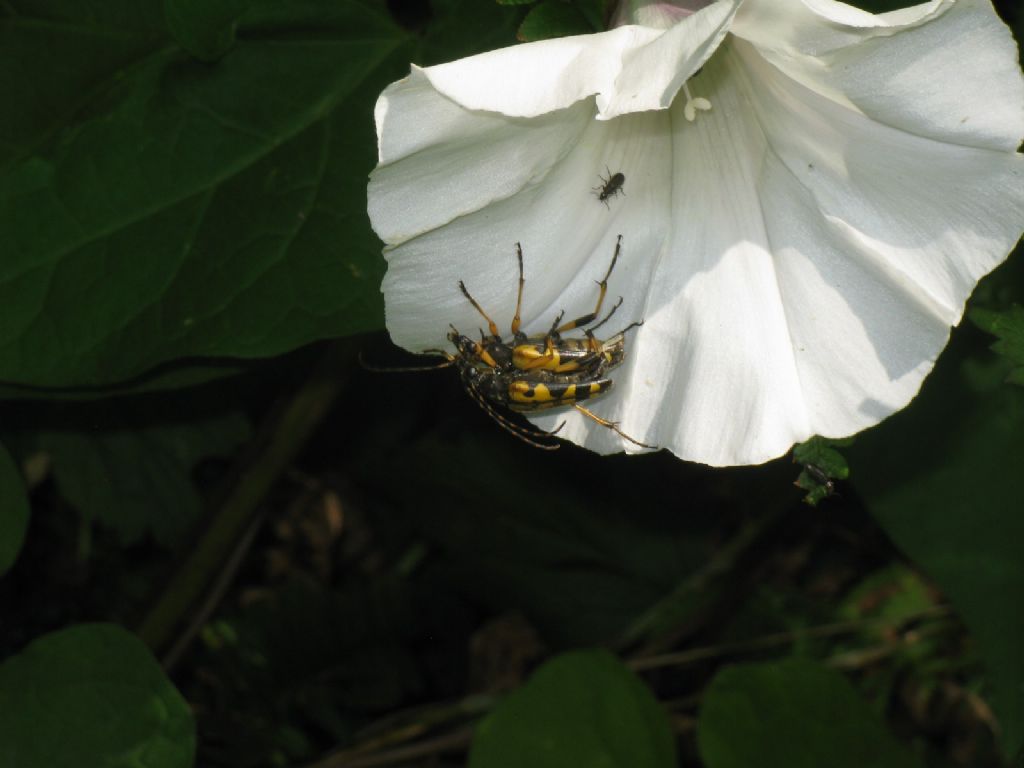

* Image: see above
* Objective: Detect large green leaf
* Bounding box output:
[0,359,252,400]
[850,331,1024,758]
[38,405,250,547]
[0,442,30,576]
[469,649,675,768]
[518,1,593,42]
[0,2,167,164]
[0,623,195,768]
[163,0,252,60]
[371,432,726,647]
[697,659,921,768]
[0,0,409,387]
[418,0,524,66]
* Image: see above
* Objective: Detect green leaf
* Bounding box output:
[469,649,675,768]
[838,565,934,626]
[163,0,251,60]
[417,0,524,66]
[0,358,255,400]
[0,2,167,165]
[518,0,593,41]
[376,434,723,647]
[0,1,409,387]
[0,443,30,576]
[792,436,850,506]
[792,436,851,477]
[574,0,610,32]
[849,334,1024,757]
[970,304,1024,386]
[697,659,922,768]
[0,623,195,768]
[39,405,250,547]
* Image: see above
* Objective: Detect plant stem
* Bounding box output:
[136,341,353,661]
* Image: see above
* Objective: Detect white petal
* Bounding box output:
[368,2,743,245]
[369,68,592,246]
[415,27,648,119]
[379,110,672,359]
[734,0,1024,150]
[370,3,1024,464]
[547,37,1022,464]
[801,0,949,27]
[407,1,739,121]
[548,51,813,463]
[733,0,951,56]
[600,0,740,119]
[760,153,951,440]
[734,39,1024,321]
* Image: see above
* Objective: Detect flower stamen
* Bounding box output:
[681,82,711,122]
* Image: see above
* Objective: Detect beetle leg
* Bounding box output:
[556,235,622,332]
[573,403,656,449]
[459,280,501,340]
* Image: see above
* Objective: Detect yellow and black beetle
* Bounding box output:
[448,235,650,449]
[367,236,651,450]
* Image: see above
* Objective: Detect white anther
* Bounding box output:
[682,82,712,122]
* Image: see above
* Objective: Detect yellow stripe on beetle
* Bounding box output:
[508,379,611,405]
[512,344,588,373]
[509,380,565,404]
[513,345,557,370]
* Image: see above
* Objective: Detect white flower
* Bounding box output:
[367,0,1024,465]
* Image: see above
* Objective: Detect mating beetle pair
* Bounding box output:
[447,234,649,449]
[381,236,650,450]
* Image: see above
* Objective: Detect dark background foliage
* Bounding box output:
[0,0,1022,766]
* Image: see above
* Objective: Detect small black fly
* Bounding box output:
[593,168,625,208]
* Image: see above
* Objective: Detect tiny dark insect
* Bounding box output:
[593,168,625,208]
[802,463,835,496]
[792,461,842,507]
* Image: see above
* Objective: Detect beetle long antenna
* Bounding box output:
[511,242,526,337]
[463,381,564,450]
[359,350,454,373]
